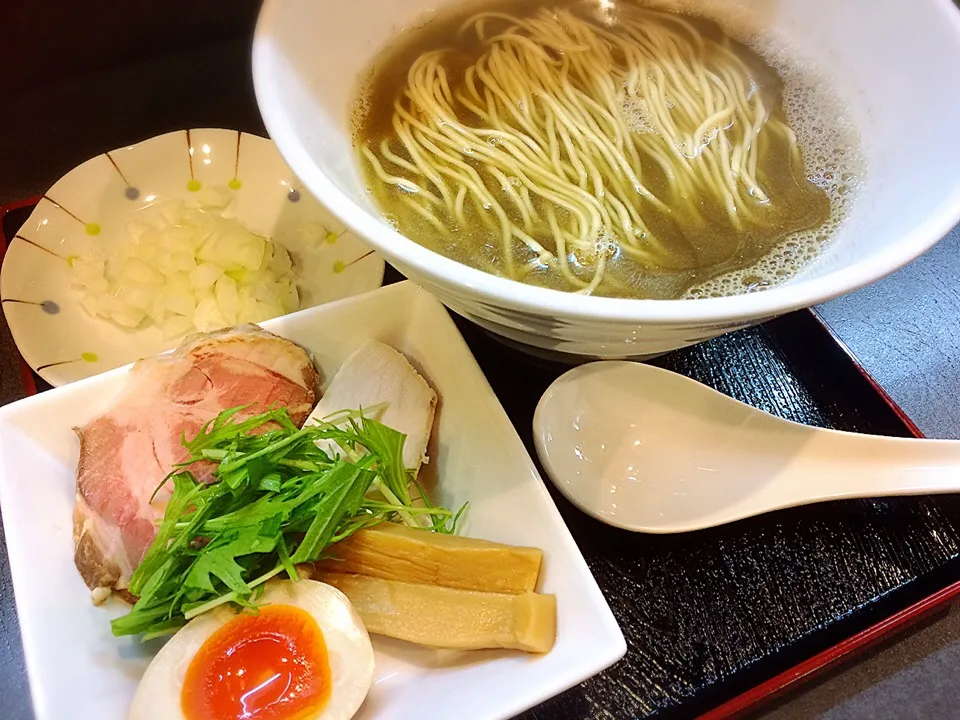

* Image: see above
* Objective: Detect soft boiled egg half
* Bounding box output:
[129,579,374,720]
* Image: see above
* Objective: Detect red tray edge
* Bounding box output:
[0,196,41,397]
[700,573,960,720]
[698,310,934,719]
[0,199,948,720]
[810,308,925,440]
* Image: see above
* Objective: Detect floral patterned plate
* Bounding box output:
[0,128,384,386]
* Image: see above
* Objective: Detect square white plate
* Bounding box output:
[0,280,625,720]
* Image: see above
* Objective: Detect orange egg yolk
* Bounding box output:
[181,604,331,720]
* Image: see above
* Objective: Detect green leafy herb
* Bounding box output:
[111,406,462,638]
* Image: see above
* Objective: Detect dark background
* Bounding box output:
[0,2,262,94]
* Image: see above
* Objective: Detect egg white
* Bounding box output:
[128,579,374,720]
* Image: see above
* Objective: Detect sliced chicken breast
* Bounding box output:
[307,340,436,475]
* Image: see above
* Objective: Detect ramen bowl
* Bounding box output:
[253,0,960,358]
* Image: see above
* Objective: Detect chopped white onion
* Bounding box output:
[70,199,300,338]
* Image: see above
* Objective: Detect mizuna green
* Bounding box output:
[111,405,462,639]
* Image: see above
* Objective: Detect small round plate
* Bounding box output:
[0,128,384,386]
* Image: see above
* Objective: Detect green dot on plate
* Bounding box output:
[187,180,202,192]
[80,352,98,363]
[228,179,242,190]
[66,255,79,266]
[85,223,101,236]
[333,261,346,274]
[326,231,339,245]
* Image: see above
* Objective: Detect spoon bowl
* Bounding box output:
[533,362,960,533]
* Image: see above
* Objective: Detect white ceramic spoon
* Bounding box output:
[533,361,960,533]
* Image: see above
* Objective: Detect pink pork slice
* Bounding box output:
[73,325,318,595]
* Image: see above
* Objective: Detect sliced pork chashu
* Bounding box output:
[74,325,318,594]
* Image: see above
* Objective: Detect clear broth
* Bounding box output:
[353,0,850,300]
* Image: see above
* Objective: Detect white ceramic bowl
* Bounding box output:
[253,0,960,358]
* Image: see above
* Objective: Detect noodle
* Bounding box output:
[357,1,831,297]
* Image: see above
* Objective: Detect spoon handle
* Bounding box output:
[791,430,960,501]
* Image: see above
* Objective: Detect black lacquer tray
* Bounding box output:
[447,283,960,719]
[3,33,960,720]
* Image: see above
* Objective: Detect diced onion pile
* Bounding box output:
[70,201,300,338]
